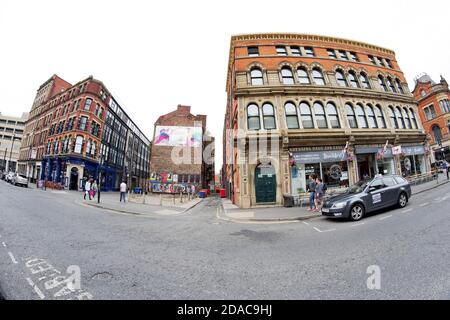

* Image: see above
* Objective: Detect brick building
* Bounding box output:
[18,74,150,191]
[412,74,450,162]
[223,33,430,208]
[150,105,214,193]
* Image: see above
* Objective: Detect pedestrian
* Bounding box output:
[443,161,449,180]
[306,174,317,212]
[191,184,196,197]
[314,178,324,212]
[84,179,92,200]
[91,180,98,198]
[120,181,127,203]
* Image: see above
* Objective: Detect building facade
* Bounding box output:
[150,105,214,193]
[412,74,450,162]
[223,33,430,208]
[18,74,150,191]
[0,112,28,173]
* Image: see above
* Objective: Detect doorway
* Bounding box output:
[255,163,276,204]
[70,167,79,190]
[357,154,376,180]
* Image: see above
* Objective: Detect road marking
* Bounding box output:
[402,208,413,214]
[379,215,393,221]
[26,278,45,299]
[303,222,310,226]
[2,241,6,247]
[350,222,365,228]
[419,202,429,207]
[8,252,18,264]
[313,227,336,233]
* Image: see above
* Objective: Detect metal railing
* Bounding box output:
[405,171,438,186]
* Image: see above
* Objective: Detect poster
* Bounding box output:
[154,126,202,147]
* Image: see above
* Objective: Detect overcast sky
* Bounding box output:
[1,0,449,173]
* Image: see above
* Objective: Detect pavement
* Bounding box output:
[220,173,450,223]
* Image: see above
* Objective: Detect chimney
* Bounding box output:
[177,105,191,113]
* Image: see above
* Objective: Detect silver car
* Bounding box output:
[12,173,28,187]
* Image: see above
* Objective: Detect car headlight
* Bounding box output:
[331,202,348,209]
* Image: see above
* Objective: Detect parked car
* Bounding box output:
[5,172,15,183]
[12,173,28,187]
[322,175,412,221]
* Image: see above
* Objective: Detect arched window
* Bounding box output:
[396,79,405,94]
[388,106,398,129]
[403,107,412,129]
[360,73,371,89]
[355,104,368,128]
[312,68,325,85]
[91,142,97,157]
[348,71,360,88]
[281,67,294,85]
[84,98,93,111]
[346,104,358,128]
[375,105,387,128]
[300,102,314,129]
[86,139,91,156]
[326,102,341,128]
[432,125,442,143]
[250,68,264,85]
[378,76,388,92]
[297,67,310,84]
[314,102,328,128]
[387,77,397,92]
[366,105,378,128]
[395,107,405,129]
[336,70,348,87]
[262,103,276,130]
[409,108,418,129]
[285,102,299,129]
[247,104,260,130]
[74,136,84,153]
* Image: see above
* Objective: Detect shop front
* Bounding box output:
[355,146,395,180]
[400,145,427,177]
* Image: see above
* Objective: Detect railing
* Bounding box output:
[405,171,438,186]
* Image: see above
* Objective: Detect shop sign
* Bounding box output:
[402,146,425,156]
[392,146,402,155]
[355,146,393,158]
[292,150,347,164]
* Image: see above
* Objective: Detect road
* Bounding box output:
[0,179,449,300]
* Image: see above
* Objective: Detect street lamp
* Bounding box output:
[98,155,104,203]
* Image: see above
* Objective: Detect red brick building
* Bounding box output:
[412,74,450,162]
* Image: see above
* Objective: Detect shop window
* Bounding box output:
[346,104,358,129]
[366,105,378,128]
[314,102,328,128]
[297,67,310,84]
[322,161,349,188]
[395,107,406,129]
[375,105,387,128]
[247,104,260,130]
[285,102,299,129]
[262,103,276,130]
[312,68,325,85]
[355,104,368,128]
[326,102,341,128]
[388,106,398,129]
[300,102,314,129]
[281,67,294,84]
[250,68,264,85]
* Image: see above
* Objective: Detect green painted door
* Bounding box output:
[255,165,277,203]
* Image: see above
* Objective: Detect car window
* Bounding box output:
[370,179,385,190]
[383,177,397,187]
[394,176,407,184]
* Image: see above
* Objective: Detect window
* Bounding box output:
[360,73,371,89]
[327,49,337,59]
[78,116,88,131]
[396,79,404,94]
[84,98,93,111]
[262,103,276,130]
[248,46,259,57]
[247,104,260,130]
[378,76,388,92]
[424,107,431,121]
[326,102,340,128]
[290,46,301,56]
[432,125,442,143]
[346,104,358,128]
[276,46,287,56]
[387,78,397,92]
[312,68,325,85]
[383,177,397,187]
[338,50,348,60]
[314,102,328,128]
[349,52,359,61]
[336,70,348,87]
[304,47,315,57]
[394,107,405,129]
[409,108,418,129]
[428,104,437,119]
[281,67,294,85]
[297,67,310,84]
[403,108,412,129]
[355,104,368,128]
[74,136,83,153]
[388,106,398,129]
[250,68,264,85]
[300,102,314,129]
[385,59,393,68]
[375,105,387,128]
[439,99,450,113]
[348,71,360,88]
[366,105,378,128]
[368,55,376,64]
[285,102,299,129]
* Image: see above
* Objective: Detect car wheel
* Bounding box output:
[398,192,408,208]
[349,203,364,221]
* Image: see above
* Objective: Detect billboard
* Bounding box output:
[154,126,202,147]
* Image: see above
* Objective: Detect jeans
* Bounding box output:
[84,191,91,200]
[309,192,315,209]
[120,192,126,202]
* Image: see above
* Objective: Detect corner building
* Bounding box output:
[224,33,430,208]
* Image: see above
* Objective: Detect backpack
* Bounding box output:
[322,183,327,192]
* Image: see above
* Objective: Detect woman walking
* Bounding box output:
[314,178,324,212]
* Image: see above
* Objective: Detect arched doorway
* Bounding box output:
[70,167,79,190]
[255,163,276,204]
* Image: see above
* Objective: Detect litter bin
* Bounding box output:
[219,188,226,198]
[198,191,206,199]
[283,194,294,207]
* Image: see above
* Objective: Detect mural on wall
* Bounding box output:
[154,126,202,147]
[151,183,197,194]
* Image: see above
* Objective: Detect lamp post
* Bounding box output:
[8,134,16,172]
[98,155,104,203]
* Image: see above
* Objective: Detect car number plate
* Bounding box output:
[322,208,330,213]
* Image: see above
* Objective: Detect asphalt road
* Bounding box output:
[0,179,449,300]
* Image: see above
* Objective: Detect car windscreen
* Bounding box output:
[347,181,368,194]
[19,175,27,179]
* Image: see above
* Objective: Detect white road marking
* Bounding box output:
[350,222,365,228]
[26,278,45,299]
[379,215,393,221]
[419,202,429,207]
[402,208,413,214]
[303,222,310,226]
[313,227,336,233]
[2,241,6,247]
[8,252,18,264]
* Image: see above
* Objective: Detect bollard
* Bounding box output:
[180,192,183,203]
[159,193,162,206]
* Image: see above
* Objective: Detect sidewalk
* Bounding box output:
[220,173,450,223]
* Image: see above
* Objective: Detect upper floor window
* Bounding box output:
[327,49,337,59]
[74,136,83,154]
[338,50,348,60]
[250,68,264,85]
[395,107,406,129]
[388,106,398,129]
[84,98,93,111]
[403,107,412,129]
[387,78,397,93]
[276,46,287,56]
[375,105,387,128]
[439,99,450,113]
[368,55,376,65]
[304,47,315,57]
[378,76,388,92]
[297,67,310,84]
[326,102,341,128]
[360,73,371,89]
[336,70,348,87]
[385,59,393,68]
[409,108,418,129]
[281,67,294,85]
[349,52,359,61]
[248,46,259,57]
[247,104,260,131]
[312,68,325,85]
[314,102,328,128]
[424,104,437,120]
[366,105,378,128]
[78,116,88,131]
[348,71,360,88]
[262,103,276,130]
[432,125,442,143]
[290,46,301,56]
[346,104,358,128]
[285,102,299,129]
[300,102,314,129]
[396,79,404,94]
[355,104,368,128]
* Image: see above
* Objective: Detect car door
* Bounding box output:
[367,178,387,211]
[381,177,398,207]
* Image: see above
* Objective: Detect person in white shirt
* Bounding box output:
[120,181,127,203]
[84,179,92,200]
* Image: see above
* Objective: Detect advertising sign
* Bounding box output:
[154,126,202,147]
[392,146,402,155]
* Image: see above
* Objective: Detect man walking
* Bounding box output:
[314,177,325,212]
[120,181,127,203]
[84,179,92,200]
[306,174,316,212]
[443,161,449,180]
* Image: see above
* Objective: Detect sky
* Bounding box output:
[1,0,449,173]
